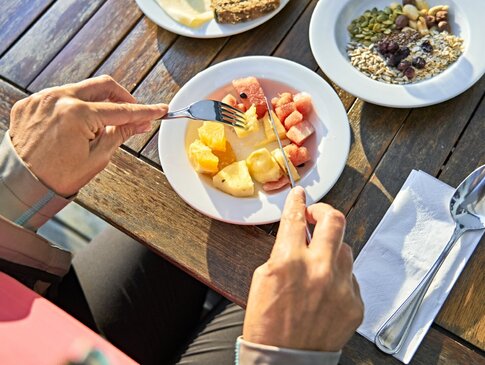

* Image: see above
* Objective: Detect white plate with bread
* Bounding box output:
[135,0,289,38]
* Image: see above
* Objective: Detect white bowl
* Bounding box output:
[309,0,485,108]
[159,56,350,225]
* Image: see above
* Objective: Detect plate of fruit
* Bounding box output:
[159,56,350,225]
[309,0,485,108]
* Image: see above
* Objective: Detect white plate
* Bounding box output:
[159,56,350,225]
[135,0,289,38]
[309,0,485,108]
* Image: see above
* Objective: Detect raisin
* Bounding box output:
[412,57,426,69]
[421,40,433,53]
[404,67,416,79]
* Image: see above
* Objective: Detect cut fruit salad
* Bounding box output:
[187,76,315,197]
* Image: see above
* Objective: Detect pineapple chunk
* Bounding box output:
[188,139,219,174]
[263,111,286,142]
[246,148,283,184]
[213,141,236,170]
[213,161,254,197]
[198,121,226,152]
[271,148,300,181]
[235,105,259,138]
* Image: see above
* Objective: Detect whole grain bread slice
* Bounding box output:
[212,0,280,24]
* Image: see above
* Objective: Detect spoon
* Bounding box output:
[375,164,485,355]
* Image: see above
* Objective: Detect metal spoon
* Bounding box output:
[375,165,485,355]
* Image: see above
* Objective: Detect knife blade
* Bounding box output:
[263,96,312,244]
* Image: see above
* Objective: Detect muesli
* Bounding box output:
[347,1,464,84]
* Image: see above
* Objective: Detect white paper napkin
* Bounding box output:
[353,170,484,364]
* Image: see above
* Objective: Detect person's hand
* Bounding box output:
[243,187,364,352]
[9,75,167,197]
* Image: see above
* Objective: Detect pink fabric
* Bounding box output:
[0,272,137,365]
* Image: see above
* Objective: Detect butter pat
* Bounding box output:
[157,0,214,28]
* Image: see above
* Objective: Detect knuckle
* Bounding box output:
[327,209,346,228]
[98,74,115,84]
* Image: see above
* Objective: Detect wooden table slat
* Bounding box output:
[434,96,485,349]
[0,0,54,56]
[0,0,106,88]
[344,76,485,349]
[0,79,27,139]
[133,0,312,157]
[94,17,177,92]
[28,0,143,92]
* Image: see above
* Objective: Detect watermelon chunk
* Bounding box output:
[263,175,290,192]
[284,144,310,166]
[293,92,313,115]
[275,102,297,124]
[232,77,267,118]
[287,120,315,145]
[284,110,303,130]
[222,93,237,108]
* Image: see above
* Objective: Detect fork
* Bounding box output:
[163,100,247,129]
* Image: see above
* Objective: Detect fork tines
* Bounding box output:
[219,103,247,129]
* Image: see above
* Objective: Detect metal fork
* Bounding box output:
[163,100,247,129]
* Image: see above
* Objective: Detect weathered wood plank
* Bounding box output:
[434,97,485,350]
[342,327,484,364]
[0,79,27,140]
[29,0,142,92]
[211,0,311,65]
[345,77,485,347]
[0,0,54,56]
[0,0,106,88]
[94,17,177,92]
[272,0,319,70]
[77,148,274,307]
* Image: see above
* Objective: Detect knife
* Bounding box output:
[264,96,313,244]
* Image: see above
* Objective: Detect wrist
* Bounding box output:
[0,131,74,230]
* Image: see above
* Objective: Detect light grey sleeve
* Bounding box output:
[0,131,73,231]
[236,337,341,365]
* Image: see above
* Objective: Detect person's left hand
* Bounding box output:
[9,75,168,196]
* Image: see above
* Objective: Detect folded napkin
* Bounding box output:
[353,170,484,364]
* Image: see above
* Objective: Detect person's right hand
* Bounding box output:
[243,187,364,352]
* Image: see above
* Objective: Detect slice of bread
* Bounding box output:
[212,0,280,24]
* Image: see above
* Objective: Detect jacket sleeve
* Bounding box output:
[0,131,72,291]
[236,337,341,365]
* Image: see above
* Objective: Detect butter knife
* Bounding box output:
[264,96,313,244]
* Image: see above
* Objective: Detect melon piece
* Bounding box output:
[232,77,267,118]
[271,148,300,182]
[287,120,315,146]
[222,93,238,108]
[235,104,259,138]
[188,139,219,174]
[271,97,279,109]
[213,141,236,170]
[271,92,293,109]
[237,103,246,112]
[263,175,290,192]
[284,144,311,167]
[284,110,303,130]
[198,121,226,152]
[213,160,254,197]
[246,148,283,184]
[263,111,286,142]
[275,102,297,124]
[293,92,312,115]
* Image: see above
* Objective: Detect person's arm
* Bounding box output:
[0,75,167,290]
[238,187,364,364]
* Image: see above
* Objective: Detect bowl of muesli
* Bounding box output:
[309,0,485,108]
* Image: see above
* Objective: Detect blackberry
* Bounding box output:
[421,40,433,53]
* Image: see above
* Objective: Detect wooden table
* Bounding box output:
[0,1,483,363]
